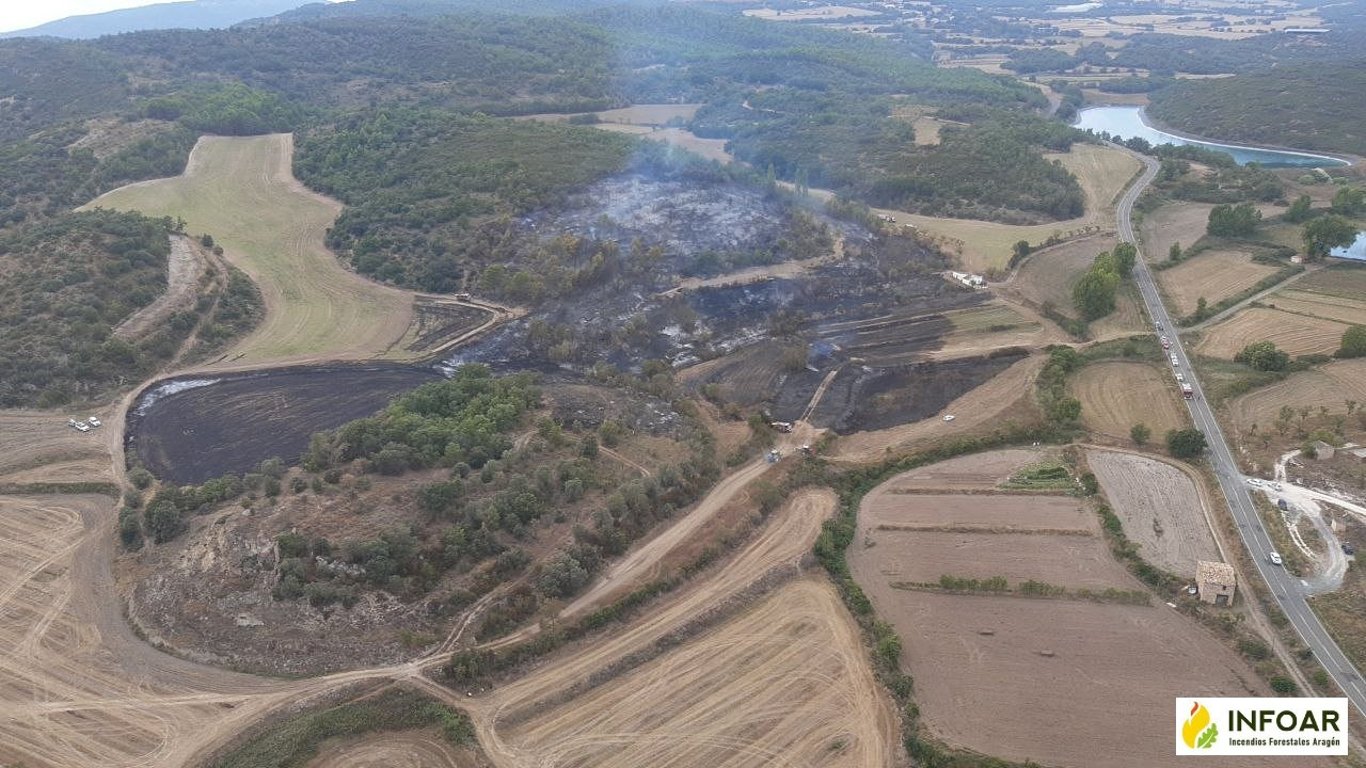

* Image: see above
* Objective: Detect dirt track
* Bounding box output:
[114,235,208,342]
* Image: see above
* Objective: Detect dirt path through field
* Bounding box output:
[114,235,208,341]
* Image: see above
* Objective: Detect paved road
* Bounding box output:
[1117,151,1366,714]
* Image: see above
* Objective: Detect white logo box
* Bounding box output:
[1175,697,1349,756]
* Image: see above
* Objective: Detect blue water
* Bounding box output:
[1074,106,1348,168]
[1332,231,1366,261]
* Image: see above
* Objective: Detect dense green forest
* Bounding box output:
[1148,62,1366,157]
[694,94,1085,222]
[0,211,185,407]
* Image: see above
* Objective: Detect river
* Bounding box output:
[1074,106,1348,168]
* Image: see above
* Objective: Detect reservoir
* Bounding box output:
[1075,106,1348,168]
[1332,232,1366,261]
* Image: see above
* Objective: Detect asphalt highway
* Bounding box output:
[1116,151,1366,715]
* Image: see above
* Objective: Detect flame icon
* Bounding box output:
[1182,702,1218,749]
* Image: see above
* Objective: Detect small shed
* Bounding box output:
[1311,441,1336,460]
[1196,561,1236,607]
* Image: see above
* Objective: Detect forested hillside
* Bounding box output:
[1148,62,1366,157]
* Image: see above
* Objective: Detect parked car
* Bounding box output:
[1343,542,1356,556]
[1170,354,1179,365]
[1277,498,1289,511]
[943,414,956,422]
[86,416,101,428]
[73,421,90,433]
[1268,551,1283,566]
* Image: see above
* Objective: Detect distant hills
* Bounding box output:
[2,0,314,39]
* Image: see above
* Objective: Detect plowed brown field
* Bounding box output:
[1087,449,1220,575]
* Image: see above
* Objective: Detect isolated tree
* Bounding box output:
[1130,423,1150,446]
[1072,266,1119,320]
[1112,242,1137,278]
[1347,400,1358,417]
[1331,186,1365,216]
[1166,428,1208,459]
[1284,194,1314,223]
[1302,215,1357,261]
[1234,340,1290,371]
[1049,396,1083,423]
[1207,203,1261,237]
[1336,325,1366,358]
[1013,239,1031,262]
[1195,296,1207,319]
[1168,242,1182,262]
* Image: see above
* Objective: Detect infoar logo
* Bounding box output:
[1182,702,1218,749]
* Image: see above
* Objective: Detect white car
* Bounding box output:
[1273,482,1283,491]
[1175,373,1185,382]
[87,416,102,428]
[1170,354,1179,365]
[1268,551,1283,566]
[73,421,90,433]
[1246,477,1263,487]
[943,414,956,422]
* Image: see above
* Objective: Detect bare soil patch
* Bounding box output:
[879,529,1137,589]
[1139,202,1214,264]
[848,472,1285,768]
[1158,249,1280,317]
[1268,267,1366,326]
[866,592,1277,768]
[862,491,1090,532]
[1087,449,1220,575]
[1196,306,1348,359]
[1070,361,1186,441]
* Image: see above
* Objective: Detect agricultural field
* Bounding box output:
[84,135,428,366]
[1087,450,1220,575]
[878,143,1140,274]
[1069,361,1187,441]
[1228,359,1366,443]
[1139,202,1215,265]
[827,353,1044,462]
[0,410,116,485]
[1266,266,1366,326]
[1157,250,1282,317]
[307,730,481,768]
[1196,306,1349,359]
[0,494,292,768]
[848,458,1283,768]
[1005,233,1148,337]
[938,301,1057,356]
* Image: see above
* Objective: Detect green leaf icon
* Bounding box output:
[1197,723,1218,749]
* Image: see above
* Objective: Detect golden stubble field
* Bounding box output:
[1069,360,1188,441]
[85,134,419,366]
[1158,249,1281,317]
[1196,306,1349,359]
[847,450,1291,768]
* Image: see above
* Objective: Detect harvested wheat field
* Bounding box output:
[85,134,418,366]
[0,495,291,768]
[875,144,1138,274]
[1197,307,1349,359]
[1087,450,1220,575]
[829,354,1043,462]
[0,410,114,484]
[1090,282,1148,339]
[1158,250,1281,317]
[1008,234,1117,314]
[1229,359,1366,437]
[1268,267,1366,326]
[848,465,1290,768]
[1138,202,1213,264]
[498,579,895,768]
[866,447,1046,491]
[1069,361,1186,440]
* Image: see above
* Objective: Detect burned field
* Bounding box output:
[126,366,442,484]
